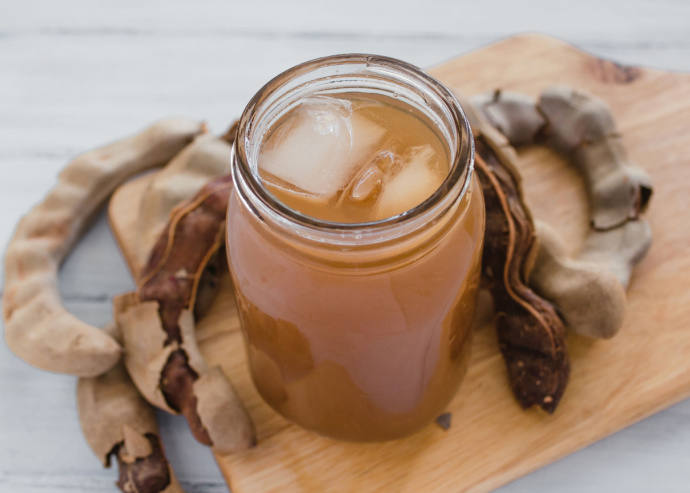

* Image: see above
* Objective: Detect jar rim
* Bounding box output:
[234,53,474,236]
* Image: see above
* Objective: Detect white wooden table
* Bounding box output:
[2,1,689,491]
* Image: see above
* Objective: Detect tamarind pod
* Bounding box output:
[136,125,237,269]
[538,85,653,232]
[77,323,184,493]
[3,119,205,377]
[475,139,570,413]
[118,174,255,453]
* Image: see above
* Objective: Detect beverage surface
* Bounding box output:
[258,93,450,223]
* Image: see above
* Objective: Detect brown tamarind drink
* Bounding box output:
[228,55,484,441]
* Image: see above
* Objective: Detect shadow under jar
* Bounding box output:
[227,54,484,442]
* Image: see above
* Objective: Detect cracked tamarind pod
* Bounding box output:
[475,139,570,413]
[3,119,204,377]
[453,89,570,412]
[77,322,184,493]
[472,87,653,338]
[135,122,238,270]
[116,174,256,454]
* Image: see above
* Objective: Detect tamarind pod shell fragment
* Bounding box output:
[195,366,257,454]
[77,323,183,493]
[78,322,159,466]
[3,118,204,377]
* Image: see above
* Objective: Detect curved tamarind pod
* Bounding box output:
[530,221,627,339]
[472,87,653,338]
[538,86,653,231]
[471,88,633,316]
[136,125,237,268]
[3,119,204,377]
[77,323,184,493]
[117,175,256,454]
[475,138,570,413]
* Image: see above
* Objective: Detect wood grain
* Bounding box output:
[108,34,690,492]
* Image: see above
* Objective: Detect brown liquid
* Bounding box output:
[227,93,485,441]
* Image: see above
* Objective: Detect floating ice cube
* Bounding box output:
[258,96,387,197]
[260,169,333,213]
[350,165,384,202]
[336,150,395,208]
[373,146,442,220]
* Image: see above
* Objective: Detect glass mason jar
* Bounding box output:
[227,55,484,442]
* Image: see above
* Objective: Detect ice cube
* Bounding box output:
[350,165,384,202]
[261,169,333,215]
[258,96,387,197]
[336,150,395,208]
[373,146,442,220]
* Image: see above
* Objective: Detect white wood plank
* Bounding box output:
[3,0,690,48]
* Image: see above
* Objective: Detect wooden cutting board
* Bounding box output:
[108,34,690,492]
